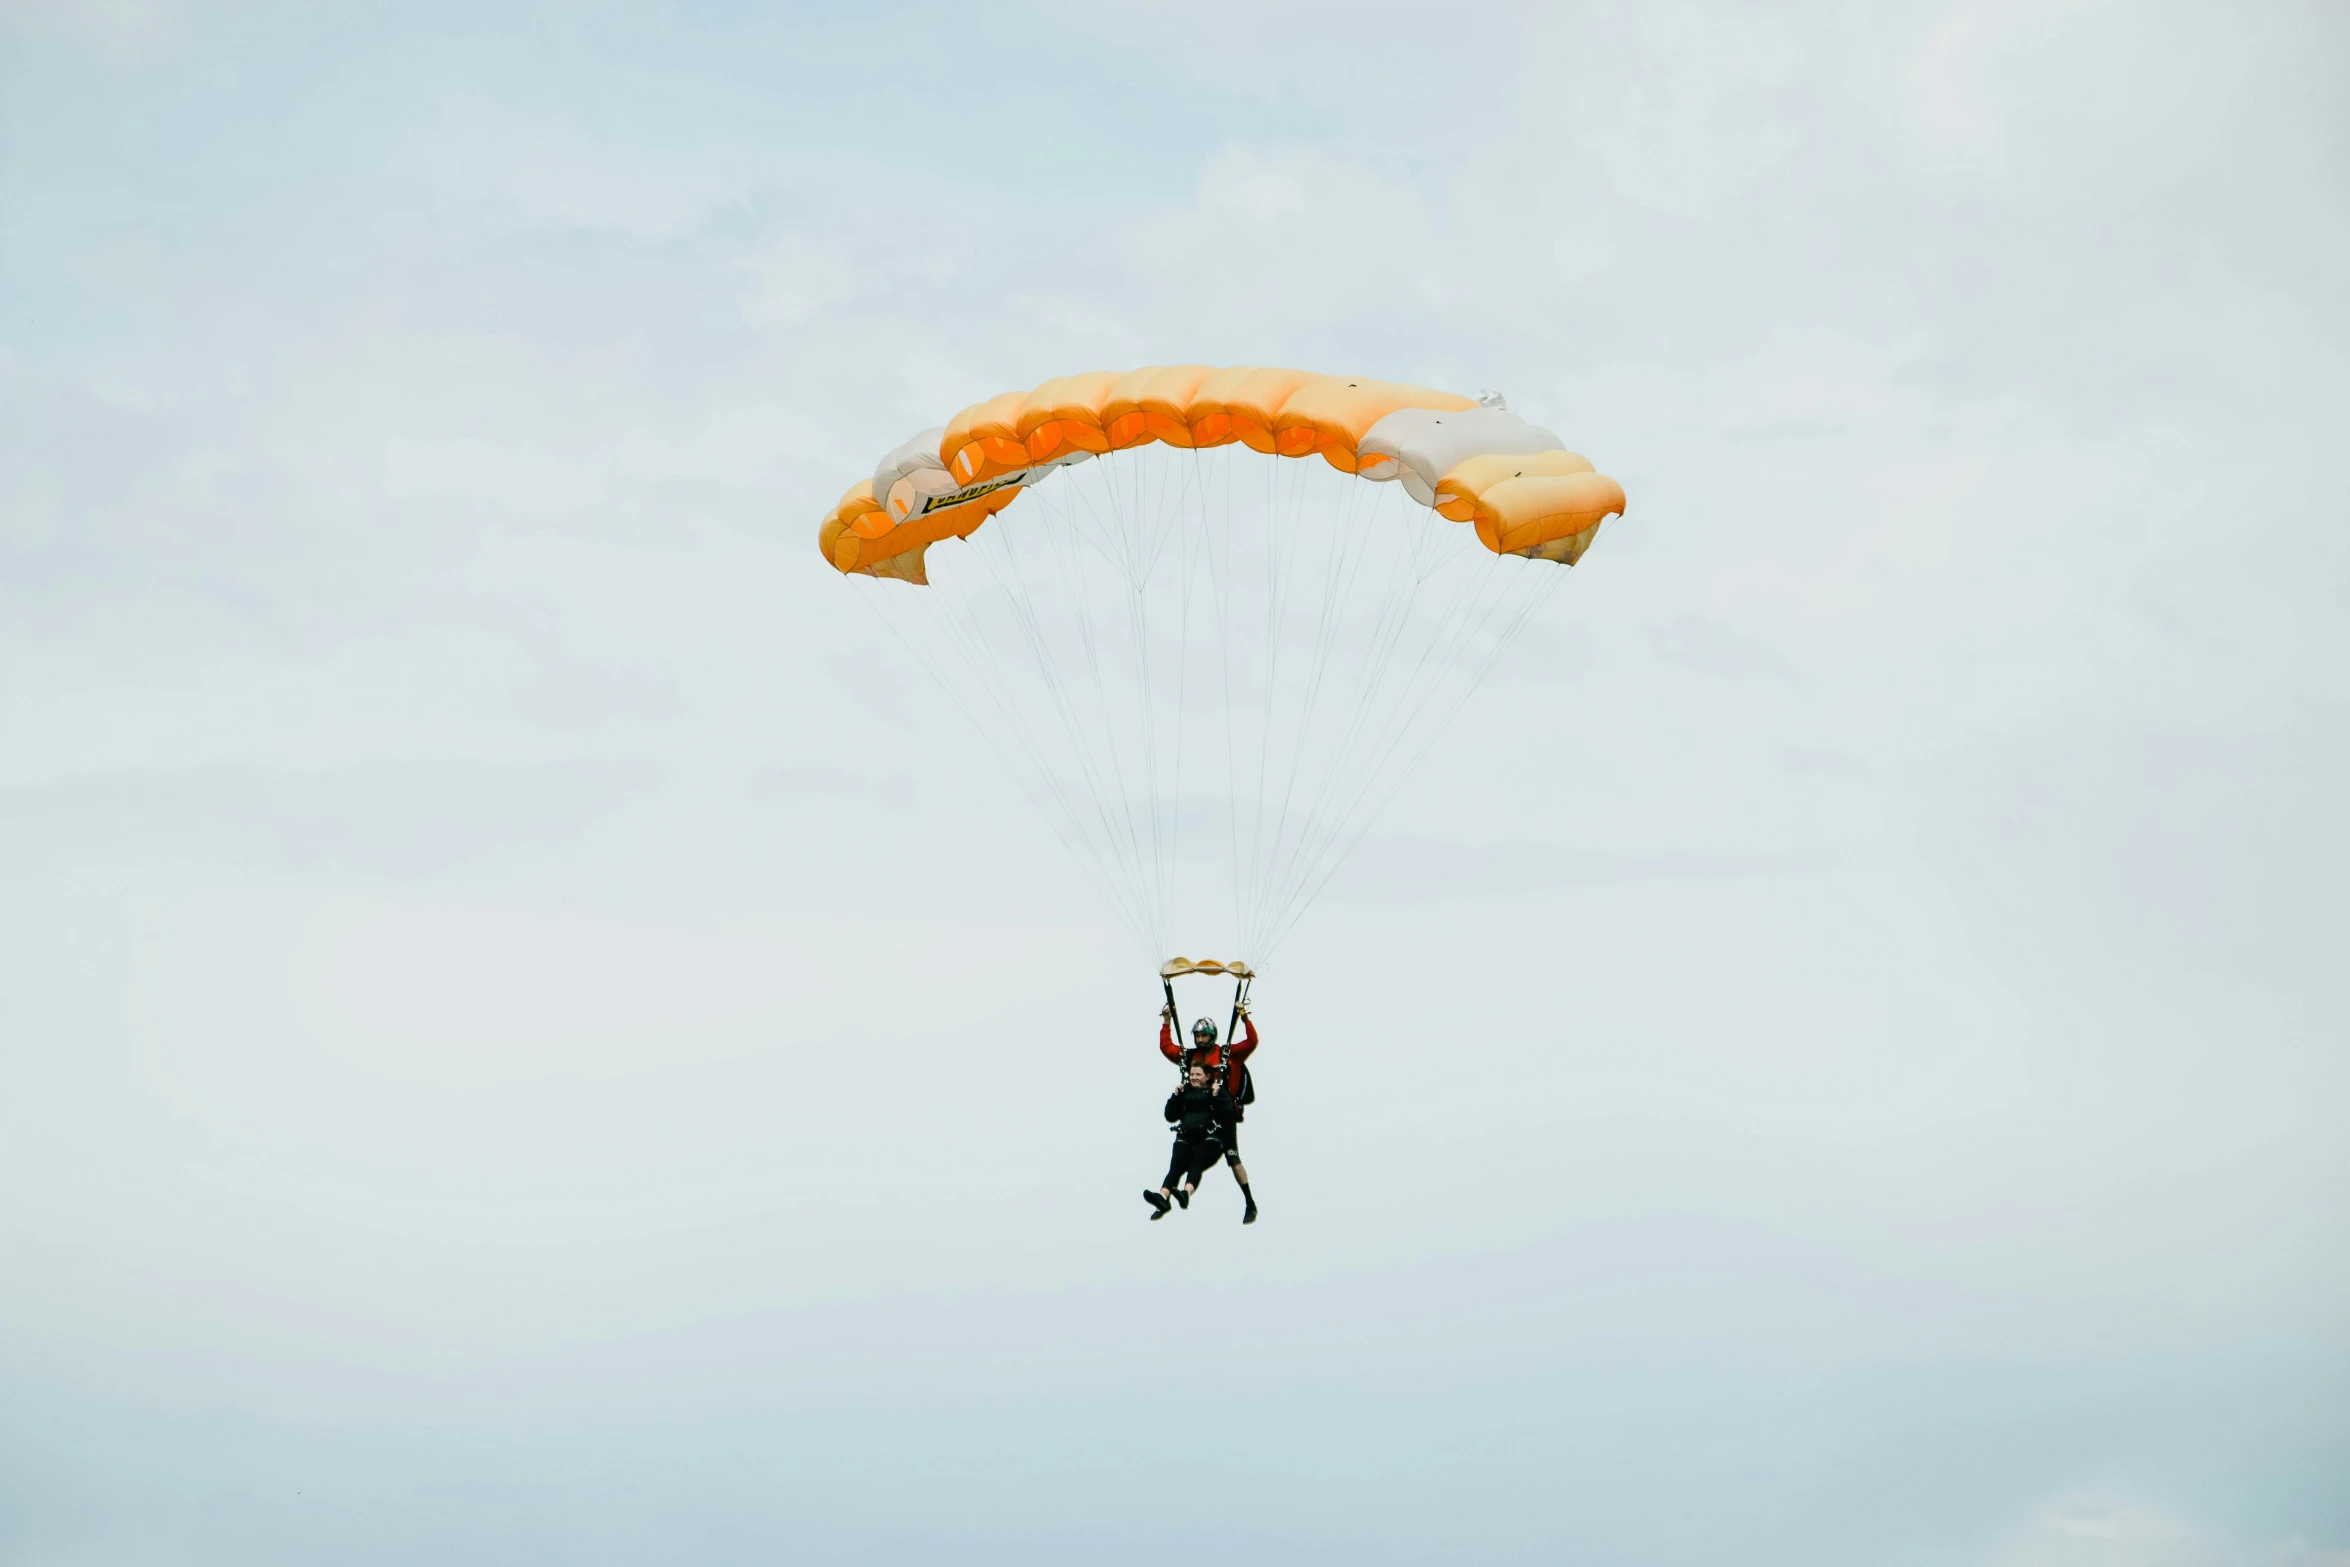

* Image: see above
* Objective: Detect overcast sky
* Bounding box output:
[2,2,2345,1563]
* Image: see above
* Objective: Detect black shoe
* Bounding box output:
[1144,1189,1171,1218]
[1174,1186,1191,1210]
[1243,1200,1258,1225]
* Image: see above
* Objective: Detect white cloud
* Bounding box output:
[1910,0,2010,146]
[2,0,178,52]
[1118,146,1441,344]
[734,236,860,332]
[1992,1497,2350,1567]
[386,90,746,240]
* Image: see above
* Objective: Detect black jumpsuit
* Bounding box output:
[1162,1083,1237,1190]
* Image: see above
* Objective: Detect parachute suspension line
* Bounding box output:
[1275,470,1406,950]
[1165,453,1204,940]
[1242,479,1440,956]
[1110,470,1165,947]
[1127,575,1164,945]
[1169,454,1207,960]
[977,529,1165,955]
[1205,447,1244,954]
[1240,459,1381,959]
[1047,470,1169,955]
[865,438,1588,969]
[1242,452,1279,951]
[984,498,1143,941]
[1144,455,1179,948]
[1035,447,1201,954]
[907,540,1125,921]
[1257,542,1513,944]
[1288,551,1560,946]
[1144,447,1194,949]
[1242,482,1317,954]
[1119,447,1200,950]
[1244,448,1314,955]
[855,573,1156,958]
[1264,562,1565,957]
[1243,454,1298,957]
[971,491,1165,955]
[1247,480,1563,958]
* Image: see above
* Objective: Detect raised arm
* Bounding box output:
[1158,1009,1182,1065]
[1224,1012,1259,1094]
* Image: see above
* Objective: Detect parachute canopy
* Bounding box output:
[815,366,1627,965]
[818,366,1625,584]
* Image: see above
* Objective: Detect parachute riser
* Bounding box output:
[1163,976,1181,1081]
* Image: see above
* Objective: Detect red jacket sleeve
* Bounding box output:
[1159,1017,1180,1065]
[1225,1015,1258,1092]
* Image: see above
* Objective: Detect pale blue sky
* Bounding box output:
[2,3,2345,1564]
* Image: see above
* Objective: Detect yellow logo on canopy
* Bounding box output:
[919,472,1027,516]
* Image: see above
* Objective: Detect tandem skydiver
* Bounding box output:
[1143,1055,1236,1220]
[1146,1003,1260,1223]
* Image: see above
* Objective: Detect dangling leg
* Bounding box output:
[1171,1138,1211,1209]
[1226,1148,1257,1224]
[1146,1143,1188,1219]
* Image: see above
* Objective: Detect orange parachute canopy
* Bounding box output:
[817,366,1626,584]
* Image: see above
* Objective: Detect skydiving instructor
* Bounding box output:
[1144,1001,1259,1224]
